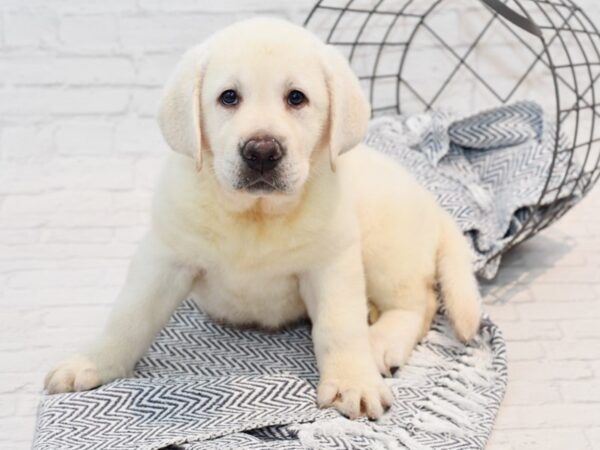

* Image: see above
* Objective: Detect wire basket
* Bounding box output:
[304,0,600,263]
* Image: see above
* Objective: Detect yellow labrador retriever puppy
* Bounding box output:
[45,18,481,420]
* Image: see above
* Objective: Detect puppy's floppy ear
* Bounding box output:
[320,45,371,171]
[158,43,211,170]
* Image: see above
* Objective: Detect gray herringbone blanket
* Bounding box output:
[366,101,583,279]
[36,101,575,449]
[35,300,506,450]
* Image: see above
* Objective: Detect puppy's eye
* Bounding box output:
[220,89,239,106]
[287,90,307,107]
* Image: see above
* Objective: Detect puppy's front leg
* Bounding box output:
[300,243,393,420]
[45,232,197,394]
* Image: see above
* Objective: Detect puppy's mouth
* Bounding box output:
[236,175,286,194]
[244,178,277,192]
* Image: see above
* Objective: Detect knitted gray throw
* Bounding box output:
[35,101,578,449]
[35,300,506,450]
[365,101,583,279]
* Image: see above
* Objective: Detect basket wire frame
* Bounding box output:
[304,0,600,264]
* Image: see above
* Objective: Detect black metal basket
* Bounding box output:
[304,0,600,262]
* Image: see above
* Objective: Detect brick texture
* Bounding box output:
[1,1,599,449]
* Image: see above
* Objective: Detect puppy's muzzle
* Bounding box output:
[240,137,285,174]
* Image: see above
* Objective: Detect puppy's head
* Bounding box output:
[158,18,369,198]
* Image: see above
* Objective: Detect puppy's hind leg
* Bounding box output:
[369,283,437,376]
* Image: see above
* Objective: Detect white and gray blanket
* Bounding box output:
[35,300,506,450]
[36,101,575,449]
[366,101,584,279]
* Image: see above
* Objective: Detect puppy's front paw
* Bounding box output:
[317,369,393,420]
[44,354,123,394]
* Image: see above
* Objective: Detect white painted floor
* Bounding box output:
[484,187,600,449]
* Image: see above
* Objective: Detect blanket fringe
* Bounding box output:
[296,418,427,450]
[408,322,499,439]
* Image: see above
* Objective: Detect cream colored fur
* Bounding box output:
[45,18,481,420]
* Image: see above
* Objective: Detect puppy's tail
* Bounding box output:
[436,211,482,342]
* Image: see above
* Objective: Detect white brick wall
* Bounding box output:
[1,0,600,448]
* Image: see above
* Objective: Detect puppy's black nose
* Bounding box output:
[241,137,284,173]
